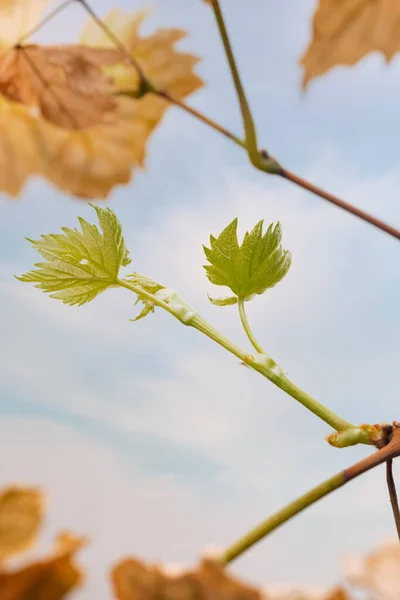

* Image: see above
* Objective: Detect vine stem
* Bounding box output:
[208,0,259,164]
[117,277,365,437]
[181,310,357,435]
[190,313,358,435]
[16,0,74,45]
[237,298,265,354]
[280,169,400,241]
[386,459,400,540]
[219,427,400,565]
[157,91,247,149]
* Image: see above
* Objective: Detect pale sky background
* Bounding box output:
[0,0,400,598]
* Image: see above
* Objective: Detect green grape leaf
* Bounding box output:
[203,218,291,303]
[126,273,165,322]
[16,204,131,307]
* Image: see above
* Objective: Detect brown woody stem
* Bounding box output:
[157,90,247,149]
[386,458,400,540]
[280,168,400,241]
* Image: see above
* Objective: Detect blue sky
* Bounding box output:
[0,1,400,598]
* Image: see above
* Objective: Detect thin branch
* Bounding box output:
[16,0,74,45]
[157,90,247,149]
[77,0,246,149]
[208,0,259,164]
[386,459,400,540]
[219,427,400,565]
[71,0,399,242]
[190,312,357,434]
[75,0,147,82]
[280,168,400,241]
[237,298,266,354]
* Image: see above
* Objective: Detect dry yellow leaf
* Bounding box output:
[0,0,51,51]
[345,541,400,600]
[262,585,348,599]
[0,8,203,199]
[0,44,123,129]
[324,588,351,600]
[301,0,400,87]
[0,532,85,600]
[0,486,44,562]
[81,8,203,100]
[112,557,263,600]
[80,8,149,53]
[38,96,168,198]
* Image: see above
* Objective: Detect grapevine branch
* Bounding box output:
[220,426,400,564]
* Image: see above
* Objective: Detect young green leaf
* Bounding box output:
[16,204,131,306]
[203,218,291,304]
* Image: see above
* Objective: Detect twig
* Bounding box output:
[280,168,400,241]
[157,90,247,149]
[75,0,148,82]
[386,458,400,540]
[16,0,74,45]
[219,427,400,564]
[208,0,259,164]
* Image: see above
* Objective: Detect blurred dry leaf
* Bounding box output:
[324,588,351,600]
[345,541,400,600]
[0,532,85,600]
[81,8,203,101]
[0,7,203,199]
[0,44,123,129]
[261,585,350,600]
[0,0,51,50]
[0,486,44,562]
[301,0,400,88]
[112,557,263,600]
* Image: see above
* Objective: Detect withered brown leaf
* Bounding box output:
[37,96,166,199]
[324,587,351,600]
[0,44,123,129]
[262,584,351,599]
[81,8,203,101]
[345,541,400,600]
[301,0,400,88]
[0,486,44,562]
[0,532,85,600]
[112,557,263,600]
[0,0,51,51]
[0,8,203,199]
